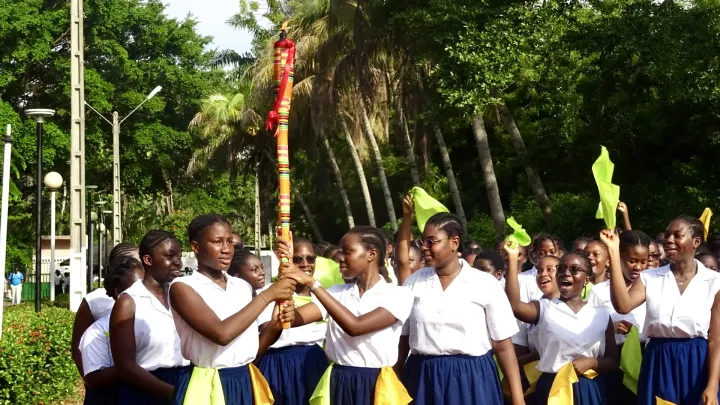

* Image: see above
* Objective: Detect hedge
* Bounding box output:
[0,301,80,404]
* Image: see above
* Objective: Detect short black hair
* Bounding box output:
[346,226,386,267]
[229,245,257,278]
[104,257,143,295]
[619,230,652,255]
[672,215,705,241]
[139,230,179,260]
[473,251,505,272]
[108,243,139,263]
[462,247,482,261]
[188,213,231,243]
[532,233,564,256]
[425,213,464,245]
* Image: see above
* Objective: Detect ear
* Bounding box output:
[142,254,152,268]
[191,240,200,256]
[450,236,460,252]
[693,236,702,250]
[367,248,377,263]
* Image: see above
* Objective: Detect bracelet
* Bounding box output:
[258,293,269,305]
[309,279,323,293]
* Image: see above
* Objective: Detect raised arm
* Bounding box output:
[702,291,720,404]
[600,229,646,314]
[503,242,541,324]
[169,278,296,346]
[395,195,414,285]
[109,295,174,399]
[617,202,632,231]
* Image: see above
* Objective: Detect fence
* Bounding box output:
[13,258,68,301]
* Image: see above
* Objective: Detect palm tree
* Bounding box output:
[472,114,506,239]
[340,117,377,227]
[432,125,467,227]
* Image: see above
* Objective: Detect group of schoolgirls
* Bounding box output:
[69,202,720,405]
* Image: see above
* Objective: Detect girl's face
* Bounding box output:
[532,239,557,264]
[663,220,701,263]
[421,224,460,268]
[239,255,266,290]
[573,239,590,252]
[193,222,235,272]
[647,243,661,269]
[408,248,424,273]
[556,255,590,300]
[536,256,559,296]
[145,239,182,283]
[699,255,719,271]
[473,258,502,280]
[621,245,649,282]
[585,241,609,283]
[338,233,376,279]
[112,267,145,300]
[293,242,316,277]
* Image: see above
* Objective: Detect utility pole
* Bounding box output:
[112,112,121,245]
[69,0,87,312]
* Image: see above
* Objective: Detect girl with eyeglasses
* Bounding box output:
[602,216,720,405]
[259,237,330,405]
[505,243,617,405]
[398,213,525,405]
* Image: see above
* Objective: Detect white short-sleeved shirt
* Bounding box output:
[512,269,542,349]
[640,261,720,339]
[121,281,189,371]
[317,278,413,367]
[80,315,112,376]
[86,288,115,320]
[535,299,610,373]
[588,280,646,344]
[258,292,327,349]
[171,272,259,369]
[402,260,519,357]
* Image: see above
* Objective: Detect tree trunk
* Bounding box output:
[398,99,420,186]
[292,188,324,242]
[494,103,552,225]
[360,100,398,231]
[320,130,355,228]
[340,118,376,227]
[165,179,175,214]
[431,125,467,227]
[471,115,506,239]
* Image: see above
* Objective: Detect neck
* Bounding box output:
[560,292,584,306]
[355,270,380,294]
[436,257,461,277]
[543,292,560,300]
[671,257,697,276]
[143,276,164,294]
[198,266,224,280]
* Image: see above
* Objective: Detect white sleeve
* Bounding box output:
[80,325,113,376]
[587,289,600,308]
[484,281,520,341]
[258,302,274,325]
[314,285,345,320]
[380,286,414,324]
[511,321,529,347]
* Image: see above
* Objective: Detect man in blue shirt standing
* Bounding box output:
[8,269,23,305]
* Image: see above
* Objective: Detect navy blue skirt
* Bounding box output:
[259,344,329,405]
[329,365,380,405]
[533,372,605,405]
[637,337,720,405]
[83,386,117,405]
[174,364,254,405]
[117,365,191,405]
[401,352,503,405]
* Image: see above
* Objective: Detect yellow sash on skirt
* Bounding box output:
[309,364,411,405]
[183,364,274,405]
[548,362,598,405]
[656,397,676,405]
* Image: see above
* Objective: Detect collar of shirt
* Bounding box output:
[349,276,388,300]
[427,259,474,290]
[126,280,172,318]
[653,260,715,282]
[189,270,239,291]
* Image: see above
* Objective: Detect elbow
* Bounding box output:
[343,322,363,338]
[213,331,234,346]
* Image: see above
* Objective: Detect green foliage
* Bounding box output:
[0,303,79,404]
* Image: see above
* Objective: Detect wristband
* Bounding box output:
[310,280,322,293]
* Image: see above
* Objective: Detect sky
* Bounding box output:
[163,0,254,54]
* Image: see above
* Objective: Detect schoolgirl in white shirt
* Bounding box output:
[398,213,525,405]
[109,231,190,404]
[505,243,617,405]
[168,214,295,405]
[283,226,414,405]
[257,237,329,405]
[71,243,139,377]
[80,257,145,405]
[588,230,651,405]
[602,216,720,405]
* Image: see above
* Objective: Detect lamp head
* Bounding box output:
[24,109,56,123]
[85,185,98,190]
[147,86,162,100]
[90,212,98,223]
[99,223,106,233]
[43,172,63,190]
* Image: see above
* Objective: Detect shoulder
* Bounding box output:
[640,265,671,282]
[226,274,253,292]
[384,284,413,301]
[86,288,109,301]
[327,283,352,295]
[402,267,434,287]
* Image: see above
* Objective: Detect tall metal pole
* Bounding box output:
[69,0,87,312]
[112,112,121,246]
[98,223,102,284]
[50,190,56,302]
[87,193,94,291]
[0,125,13,337]
[34,120,43,312]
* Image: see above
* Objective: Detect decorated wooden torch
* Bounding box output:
[266,22,296,329]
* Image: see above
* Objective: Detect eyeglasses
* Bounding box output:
[557,264,589,276]
[419,238,448,247]
[648,254,660,259]
[293,255,316,265]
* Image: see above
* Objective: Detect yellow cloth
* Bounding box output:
[620,326,642,394]
[548,362,598,405]
[700,208,713,241]
[310,365,411,405]
[183,364,274,405]
[592,146,620,230]
[314,257,344,289]
[501,360,542,397]
[505,217,531,248]
[656,397,676,405]
[581,283,592,301]
[412,186,449,232]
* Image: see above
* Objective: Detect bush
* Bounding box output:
[0,303,80,404]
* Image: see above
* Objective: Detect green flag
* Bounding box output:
[592,146,620,229]
[505,217,531,247]
[412,187,449,232]
[620,325,642,395]
[314,257,344,289]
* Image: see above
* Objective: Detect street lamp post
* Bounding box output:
[44,172,63,302]
[0,125,13,337]
[85,86,161,247]
[95,200,106,284]
[25,109,55,312]
[85,185,97,291]
[102,210,112,265]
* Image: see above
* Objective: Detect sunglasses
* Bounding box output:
[293,255,316,265]
[419,238,448,247]
[557,264,589,276]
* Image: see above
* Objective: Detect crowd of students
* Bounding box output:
[71,199,720,405]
